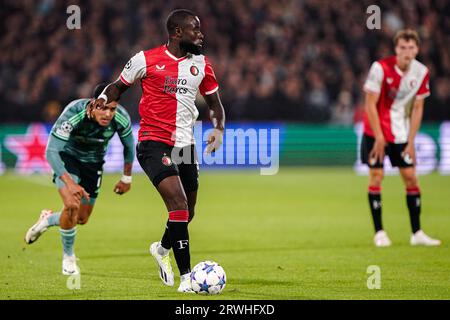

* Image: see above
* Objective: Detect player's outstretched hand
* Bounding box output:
[114,181,131,195]
[205,128,224,155]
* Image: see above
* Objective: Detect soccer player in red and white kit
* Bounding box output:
[91,9,225,292]
[362,29,441,247]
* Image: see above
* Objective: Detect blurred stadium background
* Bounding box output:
[0,0,449,173]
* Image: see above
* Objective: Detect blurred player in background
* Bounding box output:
[91,9,225,292]
[362,29,441,247]
[24,84,135,275]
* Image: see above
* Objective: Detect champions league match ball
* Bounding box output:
[190,261,226,294]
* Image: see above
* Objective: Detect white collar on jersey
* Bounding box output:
[394,60,416,77]
[394,64,405,76]
[164,45,188,61]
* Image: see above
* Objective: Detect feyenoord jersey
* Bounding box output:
[120,45,219,147]
[363,56,430,144]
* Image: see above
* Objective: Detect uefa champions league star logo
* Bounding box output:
[367,265,381,289]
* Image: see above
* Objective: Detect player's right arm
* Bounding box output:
[363,61,386,164]
[91,51,147,112]
[365,92,385,163]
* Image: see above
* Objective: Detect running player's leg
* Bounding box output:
[160,191,197,247]
[156,176,191,281]
[77,203,95,225]
[58,183,82,275]
[24,169,82,244]
[57,157,101,274]
[160,152,199,248]
[136,141,178,287]
[399,167,441,246]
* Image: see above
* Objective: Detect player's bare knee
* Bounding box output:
[404,177,419,189]
[168,195,188,211]
[65,202,80,213]
[369,172,384,186]
[77,217,89,225]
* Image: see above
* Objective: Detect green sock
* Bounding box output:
[59,227,76,256]
[47,212,61,226]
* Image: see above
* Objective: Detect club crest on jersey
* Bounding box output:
[190,65,199,76]
[162,154,172,166]
[386,77,393,84]
[409,79,417,88]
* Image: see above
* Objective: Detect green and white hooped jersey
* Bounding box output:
[50,99,132,163]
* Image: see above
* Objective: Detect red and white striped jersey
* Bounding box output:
[120,45,219,147]
[363,56,430,143]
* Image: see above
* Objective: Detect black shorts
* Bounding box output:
[361,134,413,168]
[53,152,104,199]
[136,140,199,192]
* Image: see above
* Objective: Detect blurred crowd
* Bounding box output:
[1,0,449,124]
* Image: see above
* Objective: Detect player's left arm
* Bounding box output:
[403,71,430,164]
[200,58,225,154]
[204,91,225,155]
[403,98,425,164]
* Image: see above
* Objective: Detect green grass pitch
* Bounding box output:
[0,168,449,300]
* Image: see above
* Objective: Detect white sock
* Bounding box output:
[157,243,170,256]
[180,273,190,281]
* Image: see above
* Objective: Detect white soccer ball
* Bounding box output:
[190,260,226,294]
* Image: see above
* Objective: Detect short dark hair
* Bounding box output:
[93,83,107,99]
[394,29,420,46]
[166,9,197,36]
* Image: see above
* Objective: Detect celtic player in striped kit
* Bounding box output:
[24,84,135,275]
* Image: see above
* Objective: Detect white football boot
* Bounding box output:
[177,273,194,293]
[410,230,441,246]
[24,209,53,244]
[62,254,80,275]
[374,230,392,247]
[150,242,174,286]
